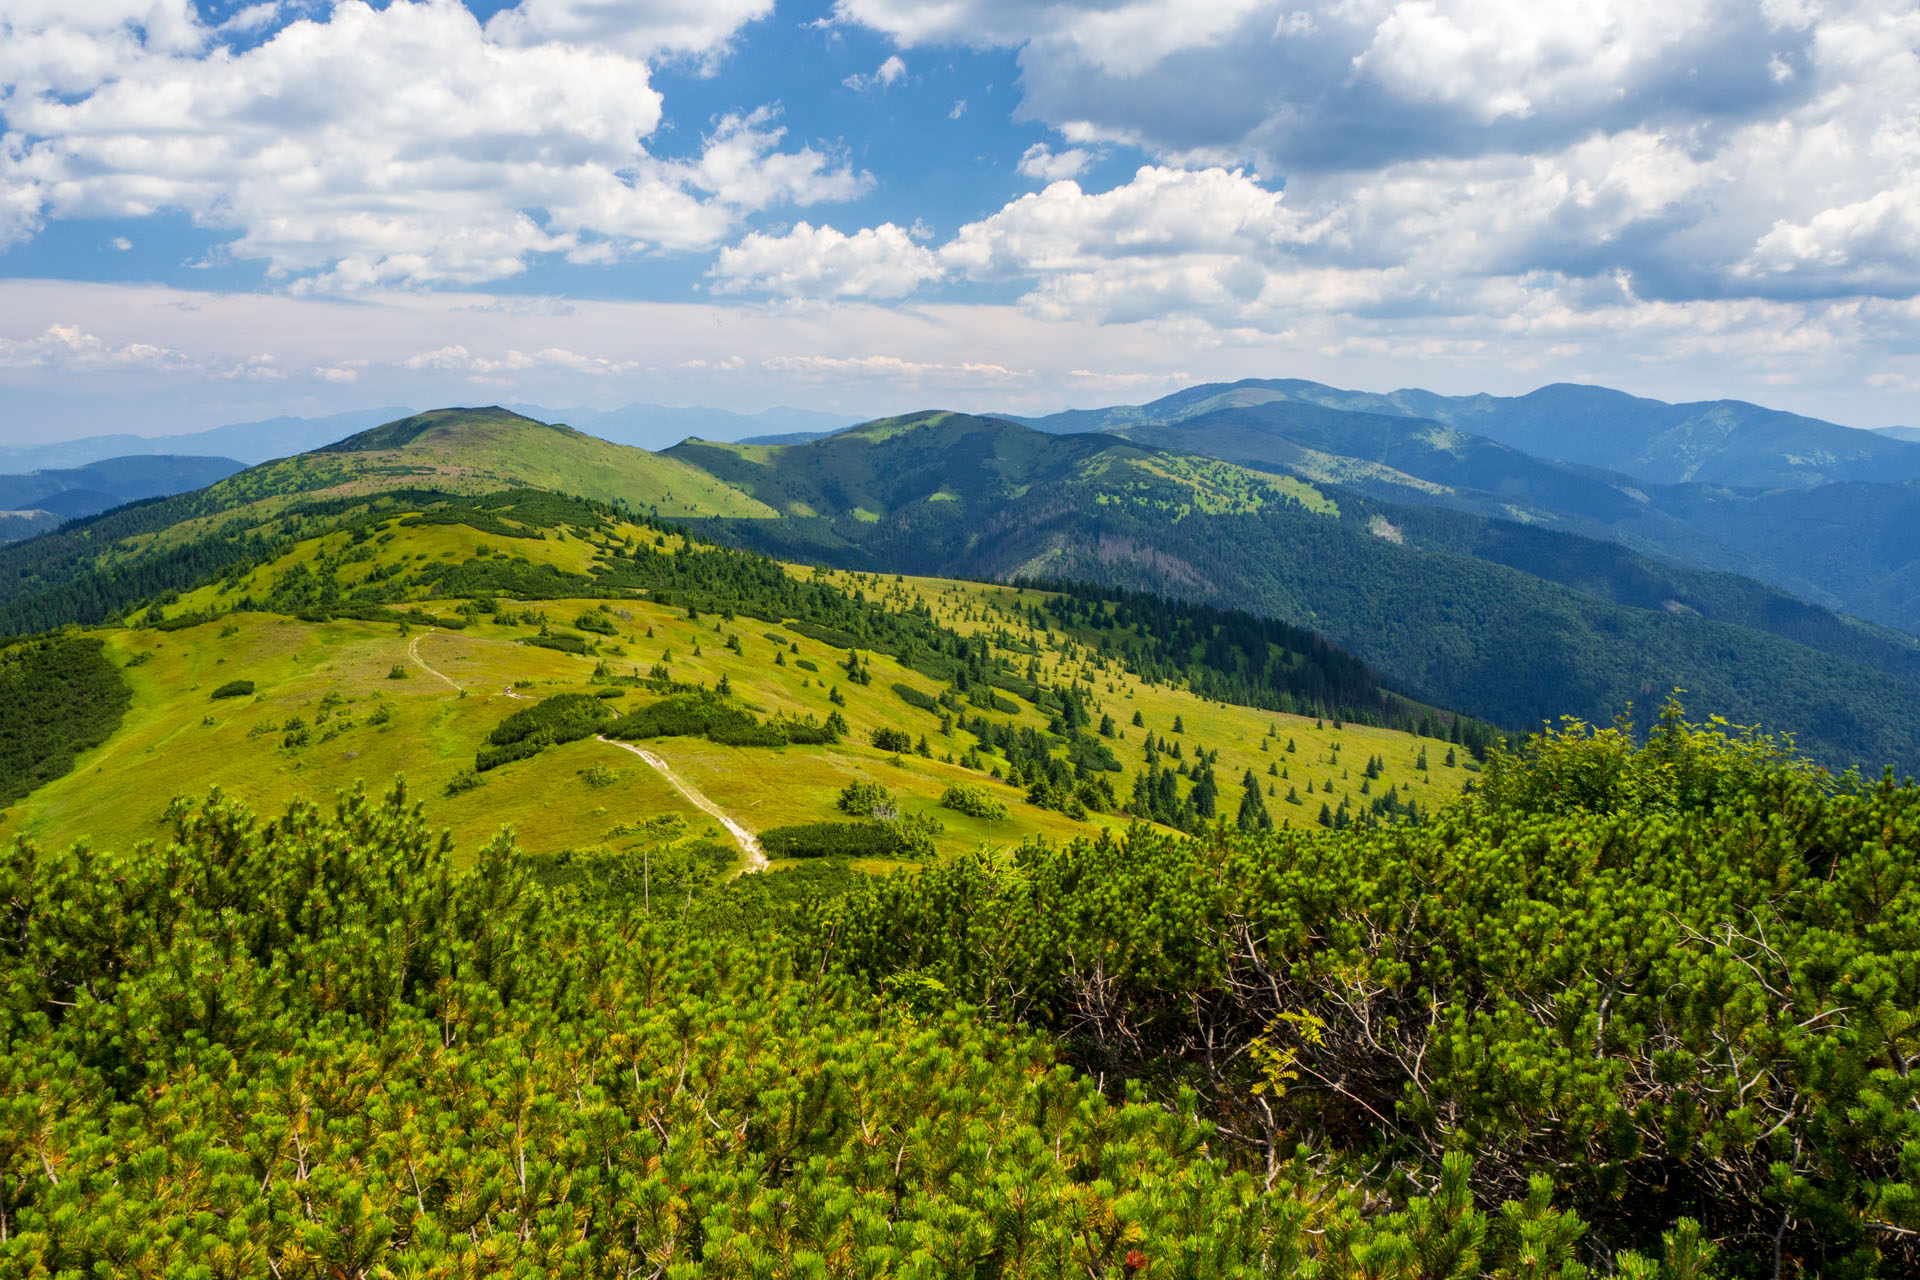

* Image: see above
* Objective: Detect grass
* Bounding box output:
[2,514,1470,877]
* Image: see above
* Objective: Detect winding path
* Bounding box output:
[407,629,463,693]
[598,737,768,872]
[404,630,765,873]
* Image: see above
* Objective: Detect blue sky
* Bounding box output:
[1,0,1917,441]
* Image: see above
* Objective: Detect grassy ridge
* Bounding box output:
[0,504,1468,866]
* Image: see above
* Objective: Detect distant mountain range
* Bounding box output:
[662,410,1920,771]
[0,454,245,543]
[0,408,410,471]
[1010,379,1920,489]
[1878,425,1920,444]
[992,379,1920,634]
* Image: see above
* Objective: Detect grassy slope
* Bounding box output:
[0,515,1466,870]
[192,409,777,525]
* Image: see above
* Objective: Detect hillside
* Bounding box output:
[4,410,1918,1276]
[0,407,776,636]
[9,663,1918,1276]
[8,406,1920,774]
[677,414,1920,772]
[232,406,778,516]
[666,409,1321,522]
[1,487,1465,867]
[0,511,60,541]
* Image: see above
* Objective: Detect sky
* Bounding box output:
[1,0,1918,442]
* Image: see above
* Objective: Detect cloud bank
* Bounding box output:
[0,0,860,288]
[0,1,1916,432]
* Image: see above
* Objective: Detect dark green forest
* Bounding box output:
[0,636,131,806]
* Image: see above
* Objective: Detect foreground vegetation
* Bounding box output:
[824,707,1920,1275]
[0,711,1912,1274]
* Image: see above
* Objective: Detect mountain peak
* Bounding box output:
[319,406,574,454]
[834,409,1024,442]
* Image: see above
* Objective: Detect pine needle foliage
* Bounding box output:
[822,705,1920,1275]
[0,783,1600,1276]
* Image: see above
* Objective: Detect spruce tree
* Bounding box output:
[1236,768,1273,831]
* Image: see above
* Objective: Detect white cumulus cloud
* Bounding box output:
[833,0,1920,309]
[711,222,943,298]
[483,0,773,60]
[0,0,864,289]
[0,322,190,371]
[842,54,907,91]
[1016,143,1095,182]
[401,343,638,376]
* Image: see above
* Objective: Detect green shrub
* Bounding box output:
[523,633,590,654]
[489,693,615,747]
[209,679,255,699]
[838,780,898,819]
[775,712,843,745]
[705,715,788,748]
[0,637,133,806]
[760,821,910,860]
[969,687,1020,715]
[611,693,728,740]
[892,682,939,713]
[829,710,1920,1272]
[476,693,616,771]
[940,783,1008,821]
[612,693,796,748]
[871,726,912,752]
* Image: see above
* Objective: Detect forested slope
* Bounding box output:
[687,422,1920,772]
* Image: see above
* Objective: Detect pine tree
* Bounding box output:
[1236,767,1273,831]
